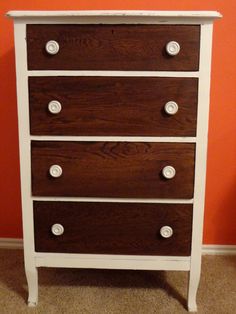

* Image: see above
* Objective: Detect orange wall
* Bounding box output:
[0,1,235,244]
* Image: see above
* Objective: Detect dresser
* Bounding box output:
[8,10,221,311]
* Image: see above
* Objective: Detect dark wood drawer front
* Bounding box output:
[34,201,193,256]
[31,141,195,198]
[29,77,198,136]
[27,24,200,71]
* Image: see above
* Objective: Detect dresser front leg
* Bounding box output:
[187,264,201,312]
[25,266,38,307]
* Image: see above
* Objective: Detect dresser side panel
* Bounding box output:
[188,22,214,308]
[13,22,36,264]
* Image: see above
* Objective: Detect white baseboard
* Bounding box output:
[0,238,23,249]
[0,238,236,255]
[202,244,236,255]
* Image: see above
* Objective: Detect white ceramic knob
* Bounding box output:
[164,101,179,115]
[49,165,63,178]
[48,100,62,114]
[45,40,60,55]
[162,166,176,179]
[166,41,180,56]
[160,226,173,238]
[51,223,64,236]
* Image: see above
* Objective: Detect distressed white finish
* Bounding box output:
[6,10,222,25]
[8,10,221,311]
[164,101,179,115]
[7,10,222,18]
[166,41,180,56]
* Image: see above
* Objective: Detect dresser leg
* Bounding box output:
[187,265,201,312]
[25,266,38,306]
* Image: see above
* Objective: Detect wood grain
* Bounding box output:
[34,201,193,255]
[29,76,198,136]
[27,24,200,71]
[31,141,195,198]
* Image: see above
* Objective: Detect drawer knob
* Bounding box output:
[51,223,64,236]
[49,165,63,178]
[162,166,176,179]
[166,41,180,56]
[45,40,60,55]
[160,226,173,238]
[164,101,179,115]
[48,100,62,114]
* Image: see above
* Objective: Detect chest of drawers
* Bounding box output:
[8,10,221,312]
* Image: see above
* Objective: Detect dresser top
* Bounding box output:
[7,10,222,19]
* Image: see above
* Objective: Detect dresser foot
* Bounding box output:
[25,266,38,306]
[28,301,37,307]
[187,266,200,312]
[188,302,197,312]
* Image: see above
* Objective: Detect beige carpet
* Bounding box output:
[0,250,235,314]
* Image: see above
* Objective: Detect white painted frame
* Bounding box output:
[7,10,222,18]
[32,197,194,204]
[10,10,221,311]
[13,21,38,307]
[31,136,196,142]
[187,23,214,312]
[7,10,221,25]
[28,70,199,77]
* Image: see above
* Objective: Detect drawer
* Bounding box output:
[27,24,200,71]
[31,141,195,198]
[29,77,198,136]
[34,201,193,256]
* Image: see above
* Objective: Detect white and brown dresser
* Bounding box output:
[7,10,221,311]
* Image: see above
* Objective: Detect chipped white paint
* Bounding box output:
[6,10,222,25]
[6,10,222,18]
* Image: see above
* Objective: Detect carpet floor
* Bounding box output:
[0,249,235,314]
